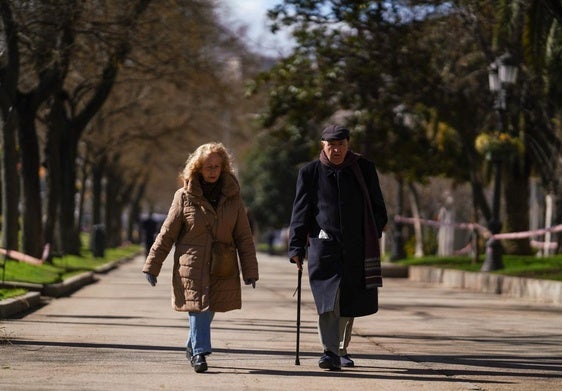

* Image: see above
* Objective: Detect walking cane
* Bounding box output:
[295,258,302,365]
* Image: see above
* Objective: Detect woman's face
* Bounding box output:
[201,153,223,183]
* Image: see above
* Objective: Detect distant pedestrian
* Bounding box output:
[142,142,259,373]
[141,213,157,256]
[288,124,388,370]
[267,229,276,255]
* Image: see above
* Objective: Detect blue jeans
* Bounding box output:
[186,311,215,356]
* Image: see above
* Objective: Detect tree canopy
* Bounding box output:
[242,0,562,255]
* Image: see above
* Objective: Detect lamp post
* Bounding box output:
[481,52,518,272]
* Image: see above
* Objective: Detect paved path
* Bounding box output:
[1,253,561,390]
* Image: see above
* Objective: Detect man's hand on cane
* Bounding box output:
[291,255,303,271]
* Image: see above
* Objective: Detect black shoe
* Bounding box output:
[318,351,341,371]
[191,354,208,373]
[340,354,355,367]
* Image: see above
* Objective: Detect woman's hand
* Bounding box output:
[244,279,256,289]
[144,272,157,287]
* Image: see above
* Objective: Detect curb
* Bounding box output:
[382,263,409,278]
[41,271,96,298]
[0,281,43,291]
[0,254,140,318]
[94,254,139,274]
[409,265,562,305]
[94,259,124,274]
[0,292,42,319]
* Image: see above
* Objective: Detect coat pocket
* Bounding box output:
[307,237,342,280]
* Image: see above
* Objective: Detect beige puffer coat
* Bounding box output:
[142,172,258,312]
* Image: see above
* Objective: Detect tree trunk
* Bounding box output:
[104,162,139,248]
[469,169,491,223]
[390,175,406,261]
[44,99,65,259]
[91,157,105,226]
[407,181,423,257]
[0,108,20,251]
[59,132,82,254]
[17,100,43,258]
[0,0,20,251]
[554,179,562,254]
[128,178,147,244]
[104,171,122,248]
[128,202,141,244]
[503,161,533,255]
[77,161,88,234]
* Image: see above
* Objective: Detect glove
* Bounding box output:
[144,272,157,287]
[245,279,256,289]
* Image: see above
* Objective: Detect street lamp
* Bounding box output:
[481,52,518,272]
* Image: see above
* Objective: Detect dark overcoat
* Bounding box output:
[288,156,387,317]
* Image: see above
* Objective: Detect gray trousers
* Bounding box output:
[318,290,354,355]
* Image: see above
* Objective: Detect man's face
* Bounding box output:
[322,139,349,165]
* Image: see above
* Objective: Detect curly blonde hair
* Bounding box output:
[180,142,234,183]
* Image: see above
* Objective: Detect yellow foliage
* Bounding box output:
[475,132,524,159]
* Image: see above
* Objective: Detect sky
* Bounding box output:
[219,0,294,56]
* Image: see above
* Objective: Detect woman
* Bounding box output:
[142,142,259,373]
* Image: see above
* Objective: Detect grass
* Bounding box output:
[0,288,28,300]
[395,254,562,282]
[0,243,142,300]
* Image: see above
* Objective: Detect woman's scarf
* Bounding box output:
[319,150,383,289]
[199,174,223,209]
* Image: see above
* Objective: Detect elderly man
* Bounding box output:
[288,124,387,370]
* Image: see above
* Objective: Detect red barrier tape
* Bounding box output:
[394,215,562,242]
[0,248,44,265]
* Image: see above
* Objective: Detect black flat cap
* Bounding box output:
[321,124,350,141]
